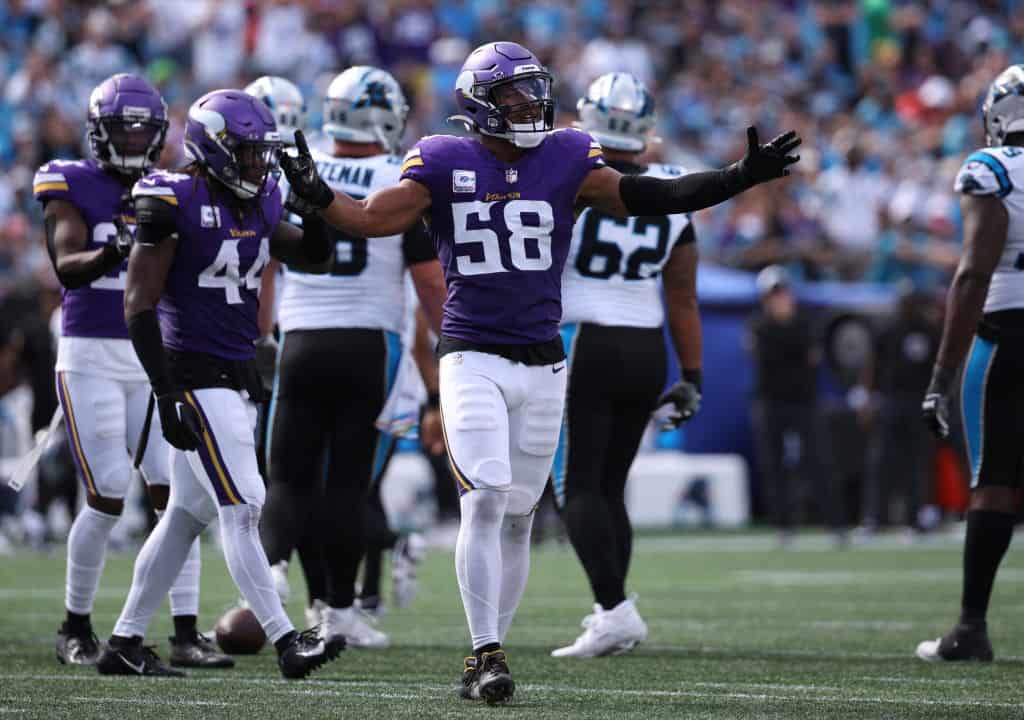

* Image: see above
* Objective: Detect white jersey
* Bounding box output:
[955,146,1024,313]
[277,150,434,333]
[560,163,693,328]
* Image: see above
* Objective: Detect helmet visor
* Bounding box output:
[105,118,163,158]
[490,75,551,124]
[236,141,280,187]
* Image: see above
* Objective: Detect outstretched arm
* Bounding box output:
[578,127,801,218]
[278,130,431,238]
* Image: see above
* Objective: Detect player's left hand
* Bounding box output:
[253,334,278,389]
[109,214,134,259]
[655,380,702,430]
[922,392,950,439]
[739,127,801,184]
[277,130,334,211]
[419,407,444,456]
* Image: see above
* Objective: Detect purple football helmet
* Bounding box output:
[183,89,281,199]
[451,41,554,149]
[87,74,168,174]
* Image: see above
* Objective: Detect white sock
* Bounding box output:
[217,504,293,644]
[156,509,201,619]
[455,489,508,650]
[497,512,534,644]
[65,505,120,616]
[113,506,202,638]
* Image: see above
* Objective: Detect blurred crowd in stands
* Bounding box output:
[0,0,1014,542]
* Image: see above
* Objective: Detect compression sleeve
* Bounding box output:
[134,196,178,247]
[127,309,172,395]
[300,212,332,264]
[619,165,750,216]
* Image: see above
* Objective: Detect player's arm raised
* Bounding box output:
[923,194,1009,438]
[124,195,201,451]
[577,127,800,217]
[279,130,431,238]
[44,198,130,289]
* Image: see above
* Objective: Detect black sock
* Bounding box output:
[474,642,501,657]
[172,614,197,640]
[108,634,141,649]
[274,630,297,656]
[960,510,1015,626]
[361,549,383,599]
[64,610,92,635]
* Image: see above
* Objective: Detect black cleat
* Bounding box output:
[56,623,102,666]
[460,656,480,700]
[96,640,185,677]
[169,631,235,669]
[475,649,515,704]
[916,623,994,662]
[277,628,345,680]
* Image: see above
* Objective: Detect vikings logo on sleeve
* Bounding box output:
[399,129,605,345]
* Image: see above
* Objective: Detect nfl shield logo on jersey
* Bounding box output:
[505,168,518,184]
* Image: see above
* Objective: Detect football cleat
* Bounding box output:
[392,532,426,609]
[355,594,387,618]
[169,631,236,669]
[460,655,480,700]
[277,628,345,680]
[271,560,290,606]
[551,596,648,658]
[474,649,515,704]
[322,605,389,649]
[96,640,185,677]
[916,623,994,662]
[56,623,102,666]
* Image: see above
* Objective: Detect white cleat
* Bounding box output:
[271,560,290,606]
[551,595,648,658]
[322,605,390,649]
[915,638,943,662]
[392,532,426,609]
[305,599,327,634]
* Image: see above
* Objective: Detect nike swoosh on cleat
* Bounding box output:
[552,365,565,374]
[118,653,146,674]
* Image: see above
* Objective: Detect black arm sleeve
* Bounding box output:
[127,309,173,395]
[401,220,436,266]
[299,212,332,264]
[619,165,751,216]
[134,196,178,247]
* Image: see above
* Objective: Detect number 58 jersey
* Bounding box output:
[401,129,606,345]
[561,163,693,328]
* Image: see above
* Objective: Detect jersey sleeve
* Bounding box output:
[399,143,430,187]
[583,133,607,171]
[131,172,185,208]
[955,151,1013,198]
[33,162,74,204]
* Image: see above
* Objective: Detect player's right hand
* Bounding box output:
[277,130,335,211]
[654,380,702,429]
[156,391,203,451]
[739,126,801,184]
[921,392,950,439]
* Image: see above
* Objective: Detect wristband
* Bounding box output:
[427,391,440,409]
[682,368,703,393]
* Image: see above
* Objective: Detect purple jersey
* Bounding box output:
[132,171,282,361]
[401,129,605,344]
[33,159,134,339]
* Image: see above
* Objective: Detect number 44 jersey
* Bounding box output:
[401,128,606,345]
[561,163,693,328]
[132,171,281,361]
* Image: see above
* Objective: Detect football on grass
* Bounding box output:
[214,607,266,655]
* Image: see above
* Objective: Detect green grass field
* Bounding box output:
[3,531,1024,719]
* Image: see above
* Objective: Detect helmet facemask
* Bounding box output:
[225,140,280,199]
[465,73,554,148]
[91,115,167,174]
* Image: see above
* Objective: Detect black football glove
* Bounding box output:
[655,380,702,430]
[278,130,334,212]
[738,127,801,185]
[156,391,203,451]
[922,365,955,440]
[108,214,134,260]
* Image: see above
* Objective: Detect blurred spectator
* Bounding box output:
[58,7,138,117]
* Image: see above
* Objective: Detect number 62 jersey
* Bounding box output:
[561,162,693,328]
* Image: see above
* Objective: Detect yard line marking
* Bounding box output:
[66,696,233,707]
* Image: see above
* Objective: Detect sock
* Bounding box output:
[296,530,327,606]
[474,641,501,656]
[218,503,293,645]
[960,510,1015,626]
[563,489,626,610]
[156,509,202,620]
[497,512,534,644]
[65,505,119,615]
[172,614,197,641]
[361,548,383,599]
[113,506,203,639]
[64,610,92,635]
[455,489,508,650]
[274,630,297,656]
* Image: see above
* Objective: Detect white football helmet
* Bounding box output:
[576,72,657,153]
[322,66,409,153]
[243,76,306,146]
[983,65,1024,146]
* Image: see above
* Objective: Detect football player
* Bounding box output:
[35,73,230,670]
[550,73,701,658]
[257,66,444,649]
[919,64,1024,662]
[94,89,339,678]
[281,41,799,702]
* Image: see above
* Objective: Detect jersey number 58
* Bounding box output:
[452,200,554,276]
